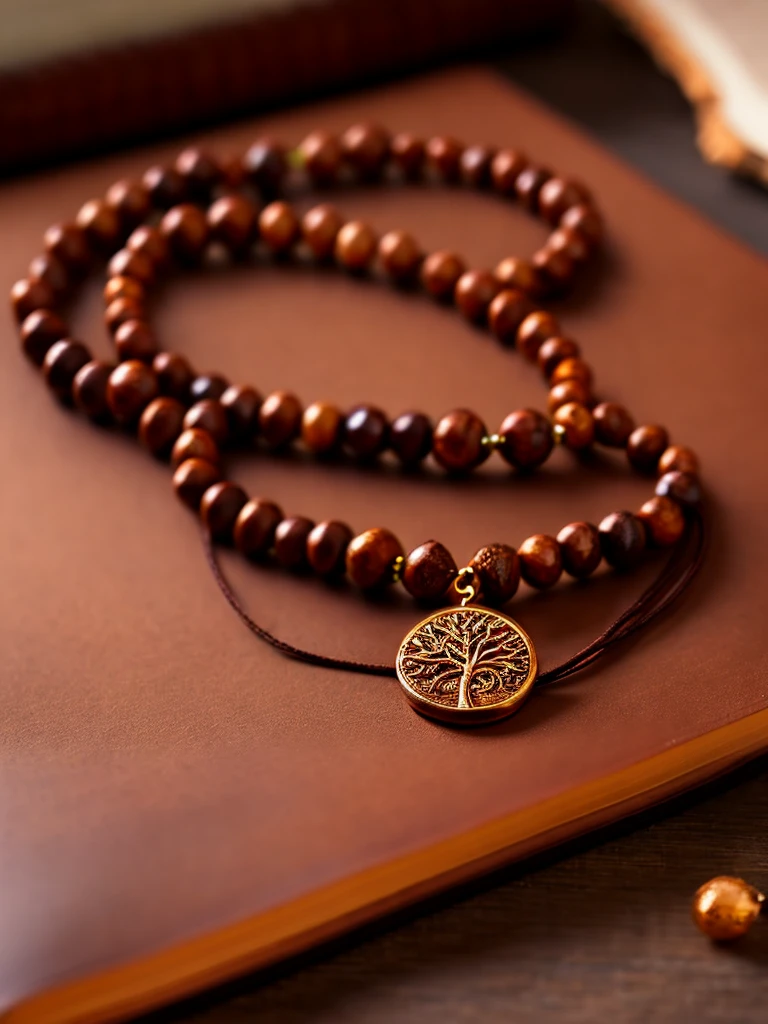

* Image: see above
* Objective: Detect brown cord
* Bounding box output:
[202,508,705,687]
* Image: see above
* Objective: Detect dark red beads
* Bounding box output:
[343,406,388,460]
[432,410,488,473]
[599,511,646,569]
[390,412,433,467]
[402,541,457,601]
[470,544,520,605]
[138,397,185,457]
[346,528,403,590]
[499,409,553,469]
[234,499,282,558]
[43,340,91,400]
[201,482,248,542]
[173,458,221,510]
[655,471,702,509]
[259,391,302,448]
[557,522,601,579]
[307,521,353,576]
[107,361,159,424]
[519,534,562,589]
[20,309,67,365]
[274,516,314,569]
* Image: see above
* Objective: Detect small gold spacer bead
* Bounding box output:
[391,554,405,584]
[552,424,567,445]
[482,433,505,450]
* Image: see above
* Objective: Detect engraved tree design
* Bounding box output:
[400,609,531,709]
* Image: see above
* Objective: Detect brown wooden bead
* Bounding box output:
[104,275,144,305]
[105,179,151,229]
[490,149,527,195]
[550,357,593,389]
[153,352,194,401]
[43,223,91,273]
[599,511,646,569]
[532,246,575,291]
[142,165,187,209]
[174,147,221,199]
[20,309,67,365]
[341,123,390,176]
[537,336,581,378]
[43,340,91,400]
[433,409,488,472]
[516,311,560,361]
[454,270,499,322]
[425,136,463,180]
[487,288,533,345]
[547,226,591,265]
[105,297,145,335]
[335,221,377,272]
[402,541,458,601]
[75,199,120,251]
[114,319,158,362]
[519,534,562,589]
[593,402,635,447]
[390,133,425,178]
[390,412,433,467]
[302,401,343,455]
[29,253,69,298]
[420,251,466,301]
[242,139,288,195]
[460,145,495,188]
[73,360,113,421]
[259,201,300,253]
[499,408,553,469]
[189,374,229,403]
[108,248,155,286]
[259,390,302,448]
[107,360,159,424]
[561,203,603,246]
[171,428,220,469]
[346,528,404,590]
[207,195,257,253]
[173,457,221,510]
[298,131,343,183]
[274,516,315,569]
[11,276,55,321]
[538,177,591,224]
[658,444,700,477]
[221,385,261,440]
[515,166,551,211]
[307,520,354,576]
[627,424,669,473]
[548,379,591,412]
[126,225,170,268]
[378,230,422,283]
[183,400,228,445]
[637,496,685,547]
[138,397,185,457]
[344,405,389,460]
[469,543,521,605]
[553,402,595,449]
[494,256,543,297]
[301,204,344,260]
[557,521,601,578]
[160,204,209,262]
[200,482,248,542]
[234,499,283,558]
[655,471,702,509]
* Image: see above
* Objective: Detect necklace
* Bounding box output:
[11,124,704,726]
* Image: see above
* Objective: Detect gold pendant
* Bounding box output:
[396,568,537,725]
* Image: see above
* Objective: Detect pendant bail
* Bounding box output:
[454,566,479,606]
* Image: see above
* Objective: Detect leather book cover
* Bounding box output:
[1,68,767,1023]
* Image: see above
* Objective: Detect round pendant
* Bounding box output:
[396,605,538,725]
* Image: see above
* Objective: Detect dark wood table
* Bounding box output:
[146,6,768,1020]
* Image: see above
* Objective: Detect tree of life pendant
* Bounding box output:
[396,604,538,725]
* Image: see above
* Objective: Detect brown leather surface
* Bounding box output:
[1,68,767,1014]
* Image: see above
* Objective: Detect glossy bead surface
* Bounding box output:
[302,401,343,454]
[107,360,159,424]
[43,340,91,399]
[537,336,581,378]
[637,496,685,546]
[29,253,69,298]
[346,528,404,590]
[114,319,157,362]
[138,397,185,457]
[160,204,209,262]
[627,425,669,473]
[108,248,155,286]
[402,541,457,601]
[561,203,603,245]
[516,311,559,361]
[127,225,170,268]
[335,221,377,272]
[378,230,422,283]
[420,251,465,301]
[390,412,433,467]
[538,177,590,223]
[469,543,520,605]
[425,136,463,180]
[656,471,702,509]
[557,521,601,578]
[234,499,283,558]
[175,147,221,199]
[515,166,551,211]
[490,149,527,194]
[548,379,591,413]
[243,139,287,194]
[73,361,113,421]
[658,444,700,477]
[499,409,553,469]
[692,877,764,941]
[171,427,220,469]
[459,145,494,188]
[390,133,425,178]
[105,297,144,335]
[550,357,592,389]
[153,352,194,401]
[104,275,144,305]
[183,399,229,445]
[259,201,299,253]
[487,288,533,345]
[343,405,389,460]
[190,374,229,403]
[593,402,635,447]
[532,246,575,291]
[105,179,151,229]
[341,123,390,176]
[76,199,121,251]
[259,390,302,448]
[552,402,595,449]
[298,131,342,183]
[221,385,261,441]
[143,165,186,208]
[207,195,257,253]
[11,277,54,322]
[494,256,543,297]
[20,309,67,365]
[307,520,354,576]
[43,223,91,273]
[432,409,488,472]
[173,457,221,510]
[454,270,499,322]
[518,534,562,589]
[599,511,646,569]
[301,204,343,260]
[201,482,248,541]
[274,516,314,569]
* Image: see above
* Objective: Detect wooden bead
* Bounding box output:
[20,309,67,365]
[242,139,287,194]
[637,496,685,547]
[518,534,562,589]
[490,149,527,194]
[75,199,121,251]
[516,311,559,361]
[547,226,591,264]
[104,275,144,305]
[142,165,186,209]
[43,223,91,273]
[298,131,342,183]
[552,402,595,449]
[105,179,151,229]
[173,457,221,510]
[459,145,495,188]
[138,397,185,457]
[390,133,425,178]
[160,204,209,262]
[378,230,422,283]
[171,428,220,469]
[692,877,764,941]
[599,511,646,569]
[183,400,229,445]
[561,203,603,246]
[11,277,55,322]
[548,379,591,413]
[432,409,488,472]
[557,522,601,578]
[538,177,591,224]
[658,444,700,477]
[190,374,229,403]
[537,336,581,378]
[454,270,499,322]
[402,541,458,600]
[153,352,194,401]
[105,297,144,335]
[532,246,575,291]
[515,166,551,211]
[390,412,433,467]
[201,482,248,542]
[341,123,390,176]
[114,319,158,362]
[307,520,354,576]
[550,357,592,389]
[221,385,261,440]
[302,401,343,454]
[207,195,257,253]
[107,360,159,424]
[494,256,543,297]
[301,204,344,260]
[259,201,300,253]
[126,225,170,268]
[420,251,466,301]
[335,221,377,272]
[593,402,635,447]
[174,147,222,199]
[343,405,389,460]
[499,408,553,469]
[259,390,302,448]
[346,528,404,589]
[29,253,69,298]
[425,136,463,180]
[655,471,702,509]
[274,516,315,569]
[108,248,155,286]
[43,340,91,400]
[487,288,533,345]
[234,499,283,558]
[469,543,520,605]
[73,360,113,421]
[627,425,669,473]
